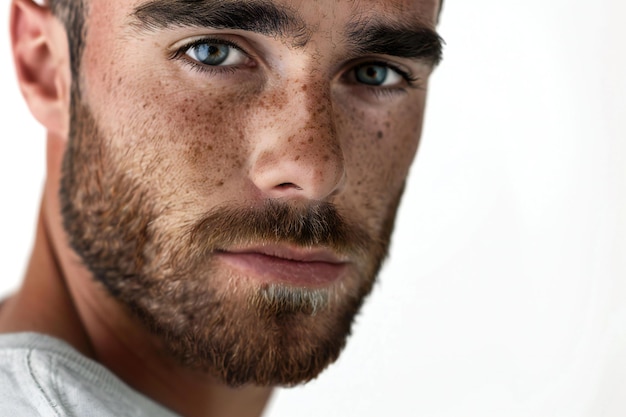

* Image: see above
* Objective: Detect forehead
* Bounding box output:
[87,0,440,34]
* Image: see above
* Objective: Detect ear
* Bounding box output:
[11,0,71,139]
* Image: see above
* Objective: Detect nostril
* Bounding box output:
[249,147,344,200]
[276,183,303,191]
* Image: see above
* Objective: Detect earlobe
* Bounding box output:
[11,0,71,139]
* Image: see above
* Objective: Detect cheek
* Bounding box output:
[336,98,424,229]
[167,92,251,190]
[88,67,257,209]
[343,103,423,186]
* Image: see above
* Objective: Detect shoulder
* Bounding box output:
[0,332,179,417]
[0,333,43,414]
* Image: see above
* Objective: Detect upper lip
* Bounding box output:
[219,244,347,264]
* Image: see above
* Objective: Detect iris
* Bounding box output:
[191,43,231,66]
[355,65,389,86]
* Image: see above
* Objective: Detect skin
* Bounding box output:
[0,0,440,416]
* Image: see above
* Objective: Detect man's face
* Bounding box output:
[60,0,441,386]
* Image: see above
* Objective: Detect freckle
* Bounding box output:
[117,77,122,85]
[323,155,330,162]
[301,84,307,91]
[294,155,301,161]
[216,181,224,187]
[377,131,384,139]
[308,138,314,143]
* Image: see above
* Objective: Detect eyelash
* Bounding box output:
[352,60,422,90]
[171,38,421,92]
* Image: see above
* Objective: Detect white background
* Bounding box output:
[1,1,625,416]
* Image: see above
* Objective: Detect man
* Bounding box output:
[0,0,443,415]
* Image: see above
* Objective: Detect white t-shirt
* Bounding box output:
[0,332,179,416]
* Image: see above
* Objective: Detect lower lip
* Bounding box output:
[215,252,347,287]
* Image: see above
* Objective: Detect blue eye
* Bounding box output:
[184,41,248,67]
[354,63,404,87]
[356,65,387,85]
[190,43,230,66]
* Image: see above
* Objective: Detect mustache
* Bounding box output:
[187,200,375,259]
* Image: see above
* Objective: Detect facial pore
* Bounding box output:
[59,89,403,385]
[57,0,432,387]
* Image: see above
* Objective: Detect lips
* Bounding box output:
[215,244,348,287]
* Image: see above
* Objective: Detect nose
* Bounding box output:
[248,84,346,201]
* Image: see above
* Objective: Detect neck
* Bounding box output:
[0,193,95,356]
[0,181,273,417]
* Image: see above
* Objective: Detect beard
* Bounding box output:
[59,89,401,387]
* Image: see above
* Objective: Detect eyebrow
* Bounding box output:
[130,0,444,65]
[131,0,310,45]
[346,20,444,66]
